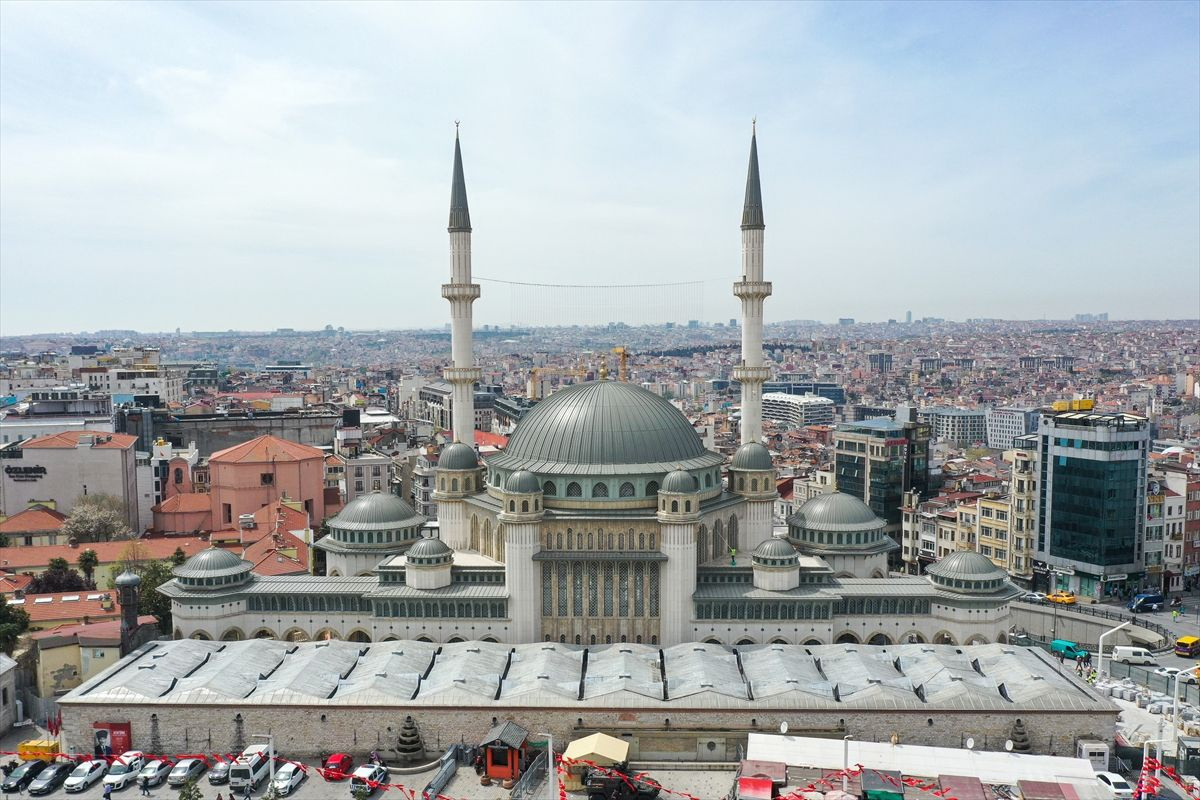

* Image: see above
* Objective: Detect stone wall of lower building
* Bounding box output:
[59,702,1117,762]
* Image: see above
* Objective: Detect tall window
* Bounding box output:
[566,482,582,497]
[592,482,609,498]
[541,564,552,615]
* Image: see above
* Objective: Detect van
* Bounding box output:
[1176,636,1200,657]
[1127,592,1165,612]
[229,745,272,792]
[1112,646,1156,666]
[1051,639,1088,660]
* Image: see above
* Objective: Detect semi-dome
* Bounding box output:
[330,492,424,531]
[485,381,724,476]
[732,442,773,471]
[172,547,253,589]
[662,469,699,494]
[505,470,542,494]
[789,492,886,532]
[753,537,799,565]
[406,536,453,565]
[439,442,479,471]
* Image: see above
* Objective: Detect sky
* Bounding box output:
[1,1,1197,335]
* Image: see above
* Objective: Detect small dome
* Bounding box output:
[662,469,699,494]
[115,570,141,588]
[173,547,252,580]
[406,536,453,565]
[927,550,1005,580]
[331,492,423,531]
[732,442,773,471]
[753,537,799,564]
[438,442,479,471]
[505,470,542,494]
[789,492,885,532]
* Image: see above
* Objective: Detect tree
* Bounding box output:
[0,595,30,654]
[171,547,187,566]
[177,779,204,800]
[110,559,175,633]
[61,494,131,543]
[116,540,151,574]
[28,564,92,594]
[77,549,100,585]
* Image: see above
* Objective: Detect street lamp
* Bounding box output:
[251,733,275,791]
[842,734,853,792]
[1140,737,1167,786]
[533,731,554,800]
[1096,620,1130,679]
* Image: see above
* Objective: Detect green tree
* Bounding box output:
[77,549,100,585]
[61,493,131,542]
[177,779,204,800]
[28,563,91,594]
[171,547,188,566]
[0,595,30,654]
[111,559,175,633]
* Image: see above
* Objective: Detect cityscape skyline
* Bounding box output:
[2,1,1198,335]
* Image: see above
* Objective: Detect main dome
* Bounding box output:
[486,381,724,475]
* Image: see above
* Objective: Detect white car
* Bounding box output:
[1096,771,1134,799]
[1154,666,1182,678]
[138,759,174,787]
[350,764,389,796]
[63,760,107,793]
[103,751,147,789]
[1024,592,1048,603]
[273,762,306,796]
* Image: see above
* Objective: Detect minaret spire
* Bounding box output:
[732,122,772,444]
[442,125,482,445]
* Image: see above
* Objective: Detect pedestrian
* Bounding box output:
[244,783,253,800]
[104,782,114,800]
[216,794,224,800]
[141,774,151,796]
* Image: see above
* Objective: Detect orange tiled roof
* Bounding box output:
[21,430,137,450]
[209,435,324,464]
[0,537,208,572]
[245,529,309,576]
[32,615,157,647]
[152,493,211,514]
[0,573,33,594]
[0,505,68,534]
[10,590,123,624]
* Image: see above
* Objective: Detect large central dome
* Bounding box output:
[486,381,723,475]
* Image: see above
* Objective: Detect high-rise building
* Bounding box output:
[762,393,835,427]
[985,406,1040,450]
[1034,410,1149,597]
[918,407,987,447]
[833,417,931,549]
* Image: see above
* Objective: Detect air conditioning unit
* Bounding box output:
[239,514,257,529]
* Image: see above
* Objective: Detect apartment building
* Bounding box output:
[762,392,835,428]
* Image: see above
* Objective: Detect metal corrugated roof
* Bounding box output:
[328,492,424,531]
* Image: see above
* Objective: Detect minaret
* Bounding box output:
[443,125,482,444]
[732,123,772,444]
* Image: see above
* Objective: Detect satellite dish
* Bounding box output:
[1005,740,1014,752]
[965,737,975,750]
[779,722,788,735]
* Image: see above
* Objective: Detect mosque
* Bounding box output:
[162,129,1021,649]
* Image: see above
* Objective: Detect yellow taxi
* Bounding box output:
[1047,591,1077,605]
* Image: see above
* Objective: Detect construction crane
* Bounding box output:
[611,346,629,382]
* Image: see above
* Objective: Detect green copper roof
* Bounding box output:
[448,131,472,233]
[330,492,424,531]
[741,130,764,231]
[486,381,724,476]
[753,537,798,562]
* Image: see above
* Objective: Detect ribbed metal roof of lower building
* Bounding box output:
[63,640,1117,714]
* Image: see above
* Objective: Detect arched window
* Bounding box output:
[639,533,645,549]
[451,478,459,491]
[618,533,625,549]
[577,531,583,549]
[587,532,593,549]
[646,481,659,496]
[704,473,712,488]
[592,482,609,498]
[509,500,516,511]
[543,481,557,496]
[671,500,679,513]
[738,476,746,491]
[685,501,691,512]
[619,482,635,498]
[174,467,183,485]
[728,515,739,549]
[566,482,582,497]
[521,500,529,512]
[566,530,573,550]
[575,634,582,645]
[697,526,708,561]
[751,478,758,491]
[608,533,614,549]
[556,533,563,549]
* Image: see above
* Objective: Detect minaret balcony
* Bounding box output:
[443,366,482,383]
[732,365,771,383]
[441,283,481,301]
[733,280,772,300]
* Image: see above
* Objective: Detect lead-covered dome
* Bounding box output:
[330,492,424,531]
[753,537,799,566]
[927,551,1009,593]
[505,470,541,494]
[439,442,479,471]
[662,469,699,494]
[789,492,885,532]
[406,537,453,566]
[172,547,253,589]
[486,381,724,476]
[732,442,773,471]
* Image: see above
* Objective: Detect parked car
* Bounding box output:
[2,759,48,793]
[103,751,147,790]
[325,753,354,779]
[1051,639,1089,660]
[350,764,389,796]
[1024,592,1048,603]
[28,761,73,795]
[1096,771,1134,799]
[64,759,107,793]
[138,758,174,787]
[168,758,208,787]
[208,760,231,785]
[274,762,306,796]
[1048,591,1077,605]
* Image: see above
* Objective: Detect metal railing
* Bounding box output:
[1013,597,1175,646]
[509,749,548,800]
